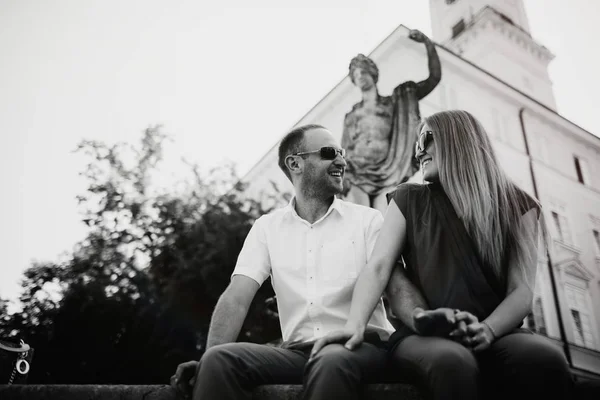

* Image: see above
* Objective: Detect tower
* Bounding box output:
[429,0,556,109]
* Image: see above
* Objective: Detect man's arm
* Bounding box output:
[408,30,442,99]
[206,275,260,349]
[385,266,428,332]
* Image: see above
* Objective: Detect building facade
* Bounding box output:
[242,0,600,379]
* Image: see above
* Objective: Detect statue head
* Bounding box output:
[349,54,379,89]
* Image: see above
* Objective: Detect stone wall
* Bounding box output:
[0,384,423,400]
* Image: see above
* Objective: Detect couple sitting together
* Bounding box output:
[170,110,573,400]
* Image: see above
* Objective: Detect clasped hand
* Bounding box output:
[311,308,495,359]
[416,308,495,352]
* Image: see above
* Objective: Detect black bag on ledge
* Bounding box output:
[0,339,33,384]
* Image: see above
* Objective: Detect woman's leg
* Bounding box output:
[478,332,573,400]
[390,335,480,400]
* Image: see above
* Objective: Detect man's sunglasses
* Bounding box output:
[291,147,346,160]
[415,131,434,154]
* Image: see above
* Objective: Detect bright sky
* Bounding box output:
[1,0,599,303]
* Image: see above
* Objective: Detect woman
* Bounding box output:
[311,110,572,399]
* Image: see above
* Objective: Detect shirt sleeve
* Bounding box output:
[388,183,412,217]
[231,216,271,286]
[365,210,384,260]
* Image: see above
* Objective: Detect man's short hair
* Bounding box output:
[278,124,326,181]
[349,54,379,85]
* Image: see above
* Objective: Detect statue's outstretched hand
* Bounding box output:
[408,29,429,43]
[170,360,199,399]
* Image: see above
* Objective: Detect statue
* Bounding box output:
[341,29,442,211]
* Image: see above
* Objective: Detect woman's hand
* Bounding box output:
[309,326,365,360]
[450,311,495,352]
[464,322,495,352]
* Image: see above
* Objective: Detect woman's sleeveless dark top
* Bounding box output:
[387,182,539,349]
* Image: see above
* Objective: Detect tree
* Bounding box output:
[0,127,281,383]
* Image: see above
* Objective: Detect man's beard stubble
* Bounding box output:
[303,165,342,199]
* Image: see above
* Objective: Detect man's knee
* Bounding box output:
[199,343,240,372]
[306,344,361,378]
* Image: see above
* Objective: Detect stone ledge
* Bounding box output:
[0,384,423,400]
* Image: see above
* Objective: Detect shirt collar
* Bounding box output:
[284,196,345,221]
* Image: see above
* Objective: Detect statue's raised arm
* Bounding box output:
[407,29,442,99]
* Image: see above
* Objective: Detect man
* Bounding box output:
[171,124,394,400]
[342,29,441,211]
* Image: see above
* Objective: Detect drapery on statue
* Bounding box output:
[341,29,441,211]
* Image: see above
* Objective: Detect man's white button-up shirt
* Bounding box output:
[232,196,394,344]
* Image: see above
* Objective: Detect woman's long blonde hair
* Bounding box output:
[421,110,543,281]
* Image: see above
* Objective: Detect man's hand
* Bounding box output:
[413,307,456,336]
[408,29,429,43]
[170,360,199,399]
[309,326,365,360]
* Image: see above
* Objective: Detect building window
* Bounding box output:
[571,310,585,345]
[573,156,589,185]
[452,19,466,38]
[526,297,547,335]
[533,298,547,335]
[565,284,595,349]
[551,211,572,245]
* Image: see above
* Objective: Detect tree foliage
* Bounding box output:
[0,127,281,383]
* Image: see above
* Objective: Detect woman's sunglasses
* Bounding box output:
[415,131,434,154]
[291,146,346,160]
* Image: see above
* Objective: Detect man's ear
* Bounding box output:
[285,155,302,177]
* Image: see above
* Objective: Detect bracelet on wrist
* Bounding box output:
[483,321,497,339]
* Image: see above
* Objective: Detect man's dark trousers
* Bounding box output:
[193,341,387,400]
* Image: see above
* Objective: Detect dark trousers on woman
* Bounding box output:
[192,341,387,400]
[390,331,573,400]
